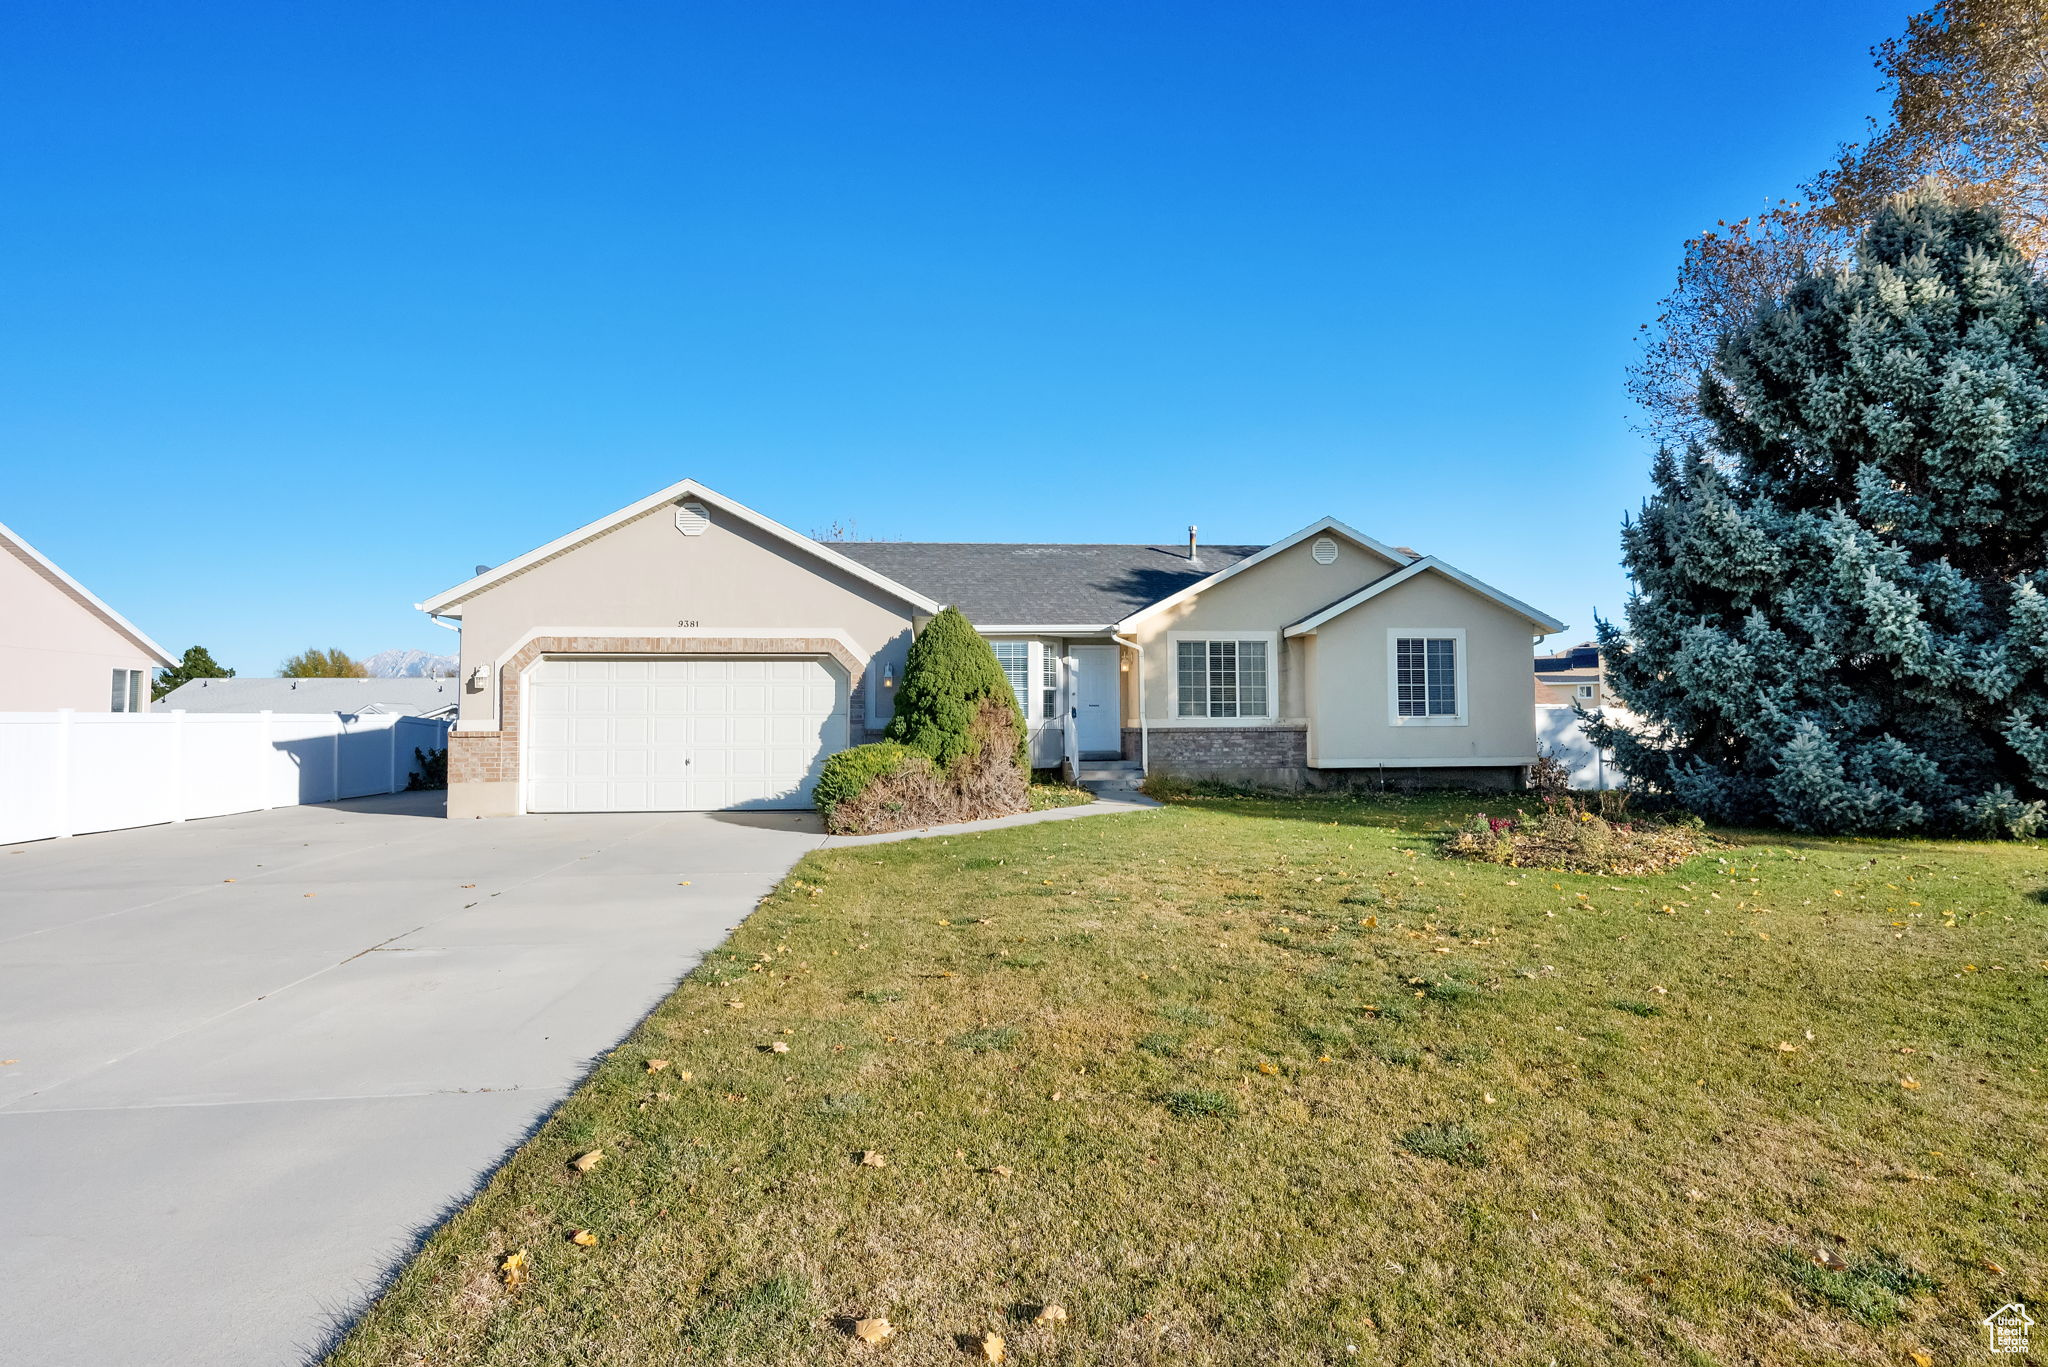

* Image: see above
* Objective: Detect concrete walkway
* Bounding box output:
[0,789,1153,1365]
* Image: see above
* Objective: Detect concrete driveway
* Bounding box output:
[0,792,831,1366]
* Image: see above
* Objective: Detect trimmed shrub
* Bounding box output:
[886,606,1028,772]
[814,742,925,823]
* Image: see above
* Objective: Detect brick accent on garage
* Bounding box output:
[448,635,863,815]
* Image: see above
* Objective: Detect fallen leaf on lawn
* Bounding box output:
[978,1330,1006,1361]
[769,1041,790,1054]
[570,1149,604,1173]
[1686,1188,1706,1201]
[499,1250,528,1286]
[860,1150,888,1168]
[989,1165,1014,1177]
[570,1229,598,1247]
[1811,1250,1848,1272]
[1911,1352,1932,1367]
[645,1059,670,1072]
[852,1316,895,1344]
[677,1070,693,1082]
[1257,1061,1279,1075]
[1777,1042,1798,1053]
[1034,1304,1068,1326]
[1482,1092,1496,1105]
[726,1000,745,1009]
[1900,1076,1922,1091]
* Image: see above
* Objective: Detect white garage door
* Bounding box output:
[525,657,848,812]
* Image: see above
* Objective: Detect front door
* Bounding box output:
[1071,644,1121,757]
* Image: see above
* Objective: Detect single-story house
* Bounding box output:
[154,676,460,720]
[421,479,1566,818]
[0,519,174,712]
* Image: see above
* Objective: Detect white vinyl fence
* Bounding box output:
[1535,703,1639,791]
[0,710,451,846]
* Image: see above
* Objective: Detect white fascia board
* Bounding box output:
[0,520,176,666]
[416,478,942,616]
[1112,516,1415,632]
[1283,557,1567,637]
[972,624,1115,635]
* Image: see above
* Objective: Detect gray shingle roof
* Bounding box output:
[831,543,1265,626]
[154,677,459,716]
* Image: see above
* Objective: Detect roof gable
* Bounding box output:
[0,520,174,666]
[418,479,941,617]
[1112,517,1414,631]
[1283,556,1566,636]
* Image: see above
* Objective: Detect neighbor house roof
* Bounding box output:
[155,676,459,717]
[0,519,174,667]
[831,543,1265,628]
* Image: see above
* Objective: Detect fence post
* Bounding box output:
[172,709,187,821]
[53,708,74,839]
[258,711,274,811]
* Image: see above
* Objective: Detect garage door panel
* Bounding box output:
[526,656,846,812]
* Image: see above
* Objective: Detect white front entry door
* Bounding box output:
[1070,644,1121,757]
[525,657,846,812]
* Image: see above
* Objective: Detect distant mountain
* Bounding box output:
[362,648,457,679]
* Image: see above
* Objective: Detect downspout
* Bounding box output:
[1111,633,1147,775]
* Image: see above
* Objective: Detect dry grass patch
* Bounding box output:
[327,792,2047,1367]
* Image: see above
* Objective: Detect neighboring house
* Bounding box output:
[422,479,1564,818]
[1533,641,1613,707]
[154,676,460,720]
[0,519,174,712]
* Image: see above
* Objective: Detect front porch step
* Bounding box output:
[1075,761,1140,782]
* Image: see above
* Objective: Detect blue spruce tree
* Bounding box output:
[1595,189,2048,835]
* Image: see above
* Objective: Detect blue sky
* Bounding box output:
[3,1,1907,674]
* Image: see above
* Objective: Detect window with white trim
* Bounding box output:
[110,668,144,712]
[1174,637,1270,718]
[992,641,1029,716]
[1388,630,1466,724]
[1040,646,1059,719]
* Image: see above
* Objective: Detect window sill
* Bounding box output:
[1388,714,1468,727]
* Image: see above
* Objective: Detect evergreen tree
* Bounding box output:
[151,645,235,701]
[1595,189,2048,836]
[884,607,1027,772]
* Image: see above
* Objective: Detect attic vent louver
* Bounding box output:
[675,501,710,536]
[1312,536,1339,565]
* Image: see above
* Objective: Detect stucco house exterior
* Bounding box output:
[0,520,174,712]
[422,479,1565,818]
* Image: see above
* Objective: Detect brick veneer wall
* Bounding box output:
[1129,725,1309,788]
[1120,725,1524,793]
[449,635,864,795]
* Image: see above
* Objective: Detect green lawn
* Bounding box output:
[328,792,2046,1367]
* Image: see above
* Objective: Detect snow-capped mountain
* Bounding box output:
[362,648,457,679]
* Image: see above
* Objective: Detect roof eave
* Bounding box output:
[1114,516,1415,632]
[417,478,942,617]
[1282,557,1567,637]
[0,519,176,667]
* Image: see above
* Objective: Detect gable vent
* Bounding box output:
[675,501,711,536]
[1311,536,1339,565]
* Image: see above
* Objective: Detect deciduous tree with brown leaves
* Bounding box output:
[1630,0,2048,441]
